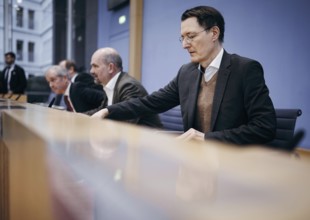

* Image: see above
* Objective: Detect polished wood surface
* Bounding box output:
[0,94,27,102]
[296,148,310,161]
[1,99,310,220]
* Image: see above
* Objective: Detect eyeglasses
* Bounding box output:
[179,28,210,44]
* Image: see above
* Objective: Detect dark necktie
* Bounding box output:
[64,95,74,112]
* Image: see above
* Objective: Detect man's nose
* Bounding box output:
[90,67,94,74]
[182,40,190,49]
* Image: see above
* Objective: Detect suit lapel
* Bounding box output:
[210,51,231,131]
[187,66,202,129]
[112,71,124,104]
[4,67,9,80]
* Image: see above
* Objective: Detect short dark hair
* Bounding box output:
[5,52,16,59]
[64,60,77,72]
[181,6,225,43]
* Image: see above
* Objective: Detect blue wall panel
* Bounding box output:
[97,0,129,71]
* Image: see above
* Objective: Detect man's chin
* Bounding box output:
[190,57,199,63]
[51,89,61,95]
[191,55,199,63]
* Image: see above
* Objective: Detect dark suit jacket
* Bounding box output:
[85,72,162,128]
[0,64,27,94]
[69,73,104,113]
[107,51,276,145]
[74,73,103,90]
[69,83,104,113]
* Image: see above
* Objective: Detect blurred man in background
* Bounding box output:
[0,52,27,94]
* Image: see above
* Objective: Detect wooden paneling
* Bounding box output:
[129,0,143,80]
[2,114,53,220]
[0,94,27,102]
[296,148,310,162]
[0,140,9,220]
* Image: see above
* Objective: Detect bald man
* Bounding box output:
[87,47,162,128]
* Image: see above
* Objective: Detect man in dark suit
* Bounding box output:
[86,47,162,128]
[58,59,103,99]
[92,6,276,145]
[59,59,79,82]
[59,59,96,85]
[45,65,104,113]
[0,52,27,94]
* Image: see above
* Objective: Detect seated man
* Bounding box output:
[59,59,80,82]
[45,65,104,113]
[59,59,103,90]
[86,47,162,128]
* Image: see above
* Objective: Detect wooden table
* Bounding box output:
[1,99,310,220]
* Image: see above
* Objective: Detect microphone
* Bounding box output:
[48,97,56,108]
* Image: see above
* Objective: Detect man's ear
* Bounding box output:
[108,63,115,73]
[69,66,75,73]
[211,26,220,42]
[63,75,69,81]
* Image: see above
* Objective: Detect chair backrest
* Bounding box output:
[159,106,184,132]
[268,108,302,150]
[160,107,304,150]
[26,76,51,103]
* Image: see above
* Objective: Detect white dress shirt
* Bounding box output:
[5,64,15,91]
[71,73,78,82]
[104,71,121,106]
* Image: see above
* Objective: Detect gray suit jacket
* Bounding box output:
[85,72,162,128]
[107,51,276,145]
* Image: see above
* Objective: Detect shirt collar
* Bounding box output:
[209,47,224,69]
[71,73,78,82]
[104,71,121,91]
[64,83,71,96]
[199,48,224,82]
[8,64,15,71]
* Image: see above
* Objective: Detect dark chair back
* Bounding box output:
[268,109,303,151]
[159,106,184,132]
[160,107,304,150]
[26,76,51,103]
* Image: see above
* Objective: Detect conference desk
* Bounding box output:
[1,99,310,220]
